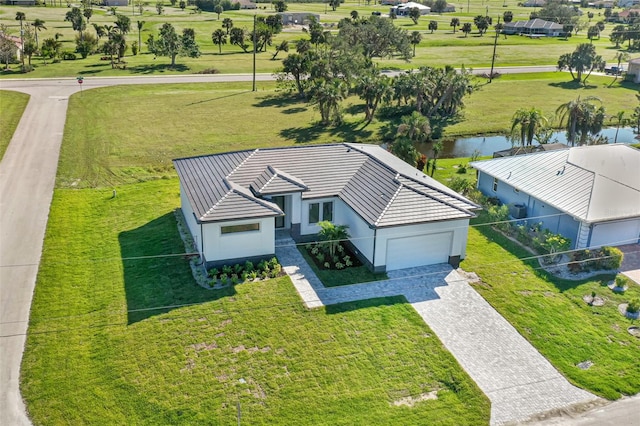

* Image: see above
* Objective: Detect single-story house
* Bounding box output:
[471,144,640,249]
[619,0,640,6]
[0,34,21,60]
[3,0,35,5]
[278,12,320,25]
[234,0,257,9]
[523,0,546,6]
[392,2,431,16]
[103,0,129,6]
[502,18,564,37]
[628,58,640,83]
[174,143,480,272]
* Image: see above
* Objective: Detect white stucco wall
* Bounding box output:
[335,199,375,263]
[299,197,340,236]
[202,217,275,263]
[374,219,470,269]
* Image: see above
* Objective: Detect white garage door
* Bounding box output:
[386,232,452,271]
[590,220,640,248]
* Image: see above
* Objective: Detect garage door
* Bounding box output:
[386,232,452,271]
[590,220,640,248]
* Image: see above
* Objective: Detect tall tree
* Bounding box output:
[31,19,46,48]
[41,37,62,64]
[397,110,431,145]
[428,21,438,33]
[611,111,628,144]
[278,52,311,96]
[222,18,233,35]
[354,70,392,123]
[0,27,17,69]
[556,96,605,146]
[211,29,226,54]
[409,8,421,25]
[308,78,347,125]
[230,27,249,52]
[474,15,490,35]
[65,7,86,39]
[83,8,93,23]
[273,0,287,13]
[557,43,603,86]
[115,14,131,34]
[214,4,223,20]
[503,11,513,23]
[391,137,419,167]
[609,25,625,48]
[271,40,288,60]
[409,31,421,57]
[450,17,459,33]
[137,21,145,51]
[15,12,25,70]
[461,22,472,37]
[21,27,37,68]
[510,108,547,147]
[147,23,200,66]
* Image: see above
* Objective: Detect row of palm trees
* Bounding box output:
[511,96,632,148]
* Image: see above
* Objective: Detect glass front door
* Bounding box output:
[273,196,285,229]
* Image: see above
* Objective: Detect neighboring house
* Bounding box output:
[278,12,320,25]
[492,143,568,158]
[380,0,408,5]
[523,0,546,6]
[616,9,640,24]
[392,2,431,16]
[628,58,640,84]
[0,34,21,61]
[174,143,480,272]
[503,18,564,37]
[234,0,257,9]
[3,0,35,5]
[618,0,640,6]
[103,0,128,6]
[471,144,640,249]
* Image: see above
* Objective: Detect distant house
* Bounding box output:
[492,143,568,158]
[380,0,408,5]
[616,0,638,6]
[278,12,320,25]
[0,33,21,61]
[4,0,35,4]
[471,145,640,249]
[523,0,546,6]
[234,0,256,9]
[503,18,564,37]
[174,144,479,271]
[103,0,128,6]
[616,9,640,24]
[392,2,431,16]
[628,58,640,84]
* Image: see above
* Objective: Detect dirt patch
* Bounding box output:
[392,391,438,407]
[190,342,218,351]
[181,358,196,373]
[518,290,534,296]
[582,295,605,306]
[220,319,232,327]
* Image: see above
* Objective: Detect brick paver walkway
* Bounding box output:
[275,237,599,425]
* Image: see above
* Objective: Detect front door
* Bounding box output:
[273,196,286,229]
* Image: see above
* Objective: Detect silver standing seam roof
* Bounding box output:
[470,144,640,223]
[173,143,480,228]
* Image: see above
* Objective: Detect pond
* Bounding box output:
[416,127,638,159]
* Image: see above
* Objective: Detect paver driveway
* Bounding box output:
[275,237,599,425]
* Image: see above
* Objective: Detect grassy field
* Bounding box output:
[56,74,637,188]
[0,90,29,159]
[0,1,631,77]
[21,179,490,425]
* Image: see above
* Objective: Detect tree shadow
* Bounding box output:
[186,91,249,106]
[253,93,303,108]
[548,80,598,90]
[128,63,190,74]
[279,120,374,144]
[344,104,366,116]
[119,212,235,324]
[279,123,326,143]
[324,296,408,315]
[282,107,308,114]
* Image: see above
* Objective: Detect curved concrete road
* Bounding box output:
[0,70,637,425]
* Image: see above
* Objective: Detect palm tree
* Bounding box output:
[391,137,419,167]
[211,29,226,54]
[611,111,628,144]
[271,40,288,60]
[15,12,25,69]
[510,108,547,148]
[397,111,431,145]
[137,21,145,53]
[317,221,349,259]
[461,22,472,37]
[308,78,348,125]
[556,96,605,146]
[222,18,233,35]
[409,31,421,57]
[31,18,46,48]
[450,17,460,33]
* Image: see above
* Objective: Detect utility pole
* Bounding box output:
[489,17,500,83]
[252,14,256,92]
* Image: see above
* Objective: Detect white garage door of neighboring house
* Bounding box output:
[590,220,640,248]
[385,232,452,271]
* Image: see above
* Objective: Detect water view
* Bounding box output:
[420,127,638,158]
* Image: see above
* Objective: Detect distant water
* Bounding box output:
[417,127,637,158]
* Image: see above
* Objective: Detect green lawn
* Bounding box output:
[0,1,630,77]
[0,90,29,159]
[21,179,489,425]
[57,75,637,189]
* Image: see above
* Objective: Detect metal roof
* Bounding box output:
[470,144,640,223]
[174,143,479,227]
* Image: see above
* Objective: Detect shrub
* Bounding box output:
[219,273,228,285]
[456,164,467,174]
[196,67,220,74]
[249,271,258,281]
[626,299,640,314]
[62,51,77,60]
[222,265,232,275]
[316,252,325,263]
[257,260,269,273]
[231,274,239,285]
[233,264,243,274]
[449,177,475,195]
[324,262,331,269]
[600,246,623,270]
[615,275,629,289]
[261,270,269,280]
[208,267,219,278]
[335,262,345,269]
[269,257,279,269]
[244,260,254,272]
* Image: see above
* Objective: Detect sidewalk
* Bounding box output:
[275,238,599,426]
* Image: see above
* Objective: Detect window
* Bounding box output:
[492,177,498,192]
[308,201,334,224]
[221,223,260,234]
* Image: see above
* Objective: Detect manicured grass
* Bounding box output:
[0,1,629,77]
[299,246,387,287]
[21,179,490,425]
[0,90,29,159]
[58,75,637,188]
[461,217,640,400]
